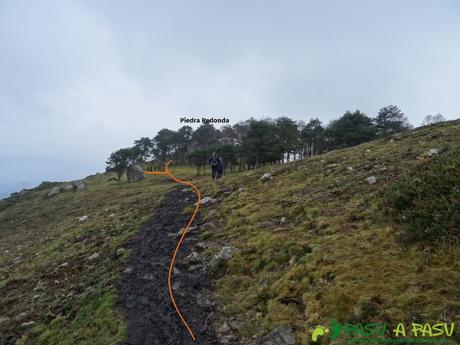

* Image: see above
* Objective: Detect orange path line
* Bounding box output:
[144,160,200,342]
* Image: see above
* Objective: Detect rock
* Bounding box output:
[197,197,216,205]
[280,217,287,225]
[88,253,100,261]
[21,321,36,328]
[116,248,126,257]
[72,181,87,191]
[208,246,240,276]
[228,320,244,331]
[260,324,296,345]
[366,149,371,153]
[366,176,377,185]
[63,184,74,191]
[124,267,133,274]
[126,164,145,183]
[14,312,28,322]
[47,186,61,197]
[188,264,203,272]
[176,226,197,238]
[184,251,201,264]
[347,166,354,172]
[428,148,440,156]
[78,215,89,222]
[237,187,245,193]
[196,293,214,308]
[217,322,232,335]
[57,262,69,269]
[261,173,273,182]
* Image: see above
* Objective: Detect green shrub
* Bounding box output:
[385,151,459,245]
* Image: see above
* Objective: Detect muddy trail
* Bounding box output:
[117,187,220,345]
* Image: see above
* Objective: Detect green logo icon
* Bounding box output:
[311,325,330,342]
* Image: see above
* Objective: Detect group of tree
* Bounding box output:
[105,105,446,179]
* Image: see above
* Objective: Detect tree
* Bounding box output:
[423,113,446,125]
[375,105,410,136]
[326,110,377,148]
[153,129,175,163]
[133,137,154,161]
[174,126,193,163]
[276,117,299,162]
[300,118,325,157]
[216,144,238,173]
[105,148,132,182]
[243,119,282,168]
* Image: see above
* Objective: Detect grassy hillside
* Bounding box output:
[198,120,460,343]
[1,120,459,344]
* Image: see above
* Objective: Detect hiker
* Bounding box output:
[209,153,224,180]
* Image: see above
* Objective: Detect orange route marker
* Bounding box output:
[144,160,200,342]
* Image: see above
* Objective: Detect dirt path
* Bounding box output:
[117,187,220,345]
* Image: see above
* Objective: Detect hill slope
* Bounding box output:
[0,120,459,345]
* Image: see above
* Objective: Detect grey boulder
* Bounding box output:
[127,164,145,183]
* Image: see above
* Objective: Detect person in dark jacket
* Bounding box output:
[209,153,224,180]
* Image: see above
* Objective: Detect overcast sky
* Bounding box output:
[1,0,459,197]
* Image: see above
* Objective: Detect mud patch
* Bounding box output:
[117,187,219,345]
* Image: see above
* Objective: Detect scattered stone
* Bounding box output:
[366,176,377,185]
[197,197,217,205]
[390,139,395,143]
[347,166,354,172]
[124,267,133,274]
[280,217,287,225]
[173,267,181,275]
[47,186,61,197]
[172,282,181,290]
[21,321,36,328]
[260,173,273,182]
[196,293,214,308]
[73,181,87,191]
[326,163,340,168]
[15,312,28,321]
[188,264,203,272]
[32,294,41,301]
[208,246,240,276]
[78,215,89,222]
[237,187,245,193]
[184,251,201,264]
[126,164,145,183]
[228,320,244,331]
[181,188,190,192]
[88,253,100,261]
[0,317,10,325]
[289,256,297,266]
[217,322,232,335]
[366,149,371,153]
[195,242,207,252]
[260,324,296,345]
[176,226,197,238]
[428,148,440,156]
[57,262,69,269]
[116,248,126,257]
